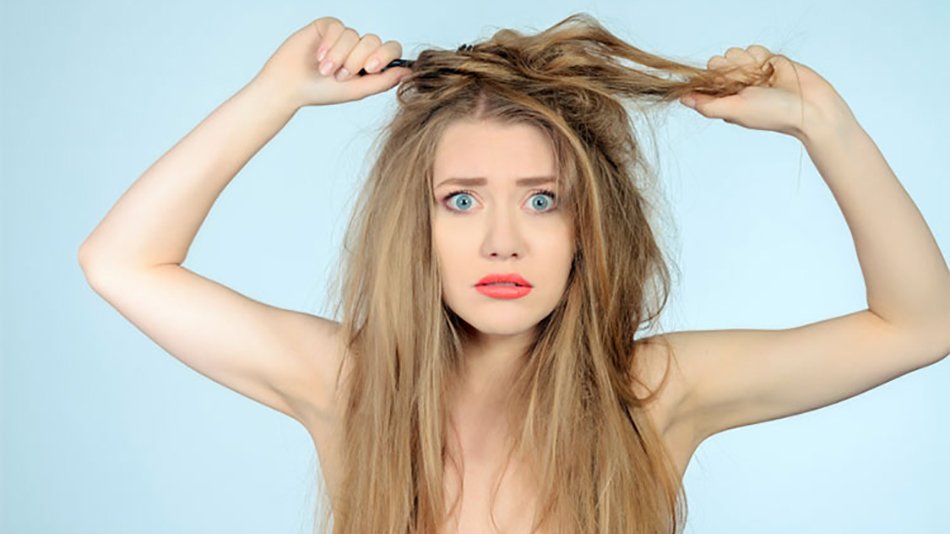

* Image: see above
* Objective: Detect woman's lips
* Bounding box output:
[475,284,532,299]
[476,273,532,287]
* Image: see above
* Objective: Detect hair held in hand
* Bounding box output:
[398,12,777,107]
[323,12,777,534]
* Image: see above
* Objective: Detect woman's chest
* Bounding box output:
[437,451,544,534]
[308,421,545,533]
[305,405,694,533]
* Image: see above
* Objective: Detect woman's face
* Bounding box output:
[431,119,575,338]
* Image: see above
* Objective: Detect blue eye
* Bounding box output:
[448,191,475,211]
[441,189,558,213]
[528,191,557,212]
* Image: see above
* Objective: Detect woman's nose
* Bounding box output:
[481,206,524,259]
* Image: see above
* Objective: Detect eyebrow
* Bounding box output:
[434,176,556,189]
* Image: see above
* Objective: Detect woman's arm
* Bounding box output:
[650,46,948,447]
[682,45,950,330]
[799,105,950,330]
[76,17,410,427]
[78,15,409,269]
[77,78,297,269]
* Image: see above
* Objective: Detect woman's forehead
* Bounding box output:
[432,121,559,187]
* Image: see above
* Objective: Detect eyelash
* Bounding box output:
[441,188,559,214]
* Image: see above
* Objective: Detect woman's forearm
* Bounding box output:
[800,103,950,332]
[78,77,299,271]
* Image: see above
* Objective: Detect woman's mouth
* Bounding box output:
[474,273,532,299]
[475,283,532,299]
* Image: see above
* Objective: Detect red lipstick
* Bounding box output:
[474,273,533,299]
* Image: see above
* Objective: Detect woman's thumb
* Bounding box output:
[680,91,738,121]
[351,66,412,97]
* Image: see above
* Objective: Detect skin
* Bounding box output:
[431,119,575,416]
[80,18,949,528]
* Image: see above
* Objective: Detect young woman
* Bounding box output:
[78,12,949,534]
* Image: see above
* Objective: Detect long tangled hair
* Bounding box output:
[317,12,778,534]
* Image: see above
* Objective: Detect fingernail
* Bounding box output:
[335,67,350,81]
[681,96,696,108]
[317,48,328,62]
[319,60,333,76]
[365,58,380,72]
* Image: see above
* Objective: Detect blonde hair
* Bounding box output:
[319,12,778,534]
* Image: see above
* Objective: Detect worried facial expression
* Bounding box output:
[431,119,575,338]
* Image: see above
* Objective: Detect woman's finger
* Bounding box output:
[357,40,406,76]
[707,55,727,69]
[709,48,755,83]
[746,44,773,66]
[320,26,360,77]
[313,18,345,61]
[346,64,412,99]
[724,46,756,66]
[336,33,382,81]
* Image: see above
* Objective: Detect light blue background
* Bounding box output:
[2,1,947,533]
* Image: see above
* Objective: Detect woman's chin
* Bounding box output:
[457,315,540,339]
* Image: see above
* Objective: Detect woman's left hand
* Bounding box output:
[681,45,853,141]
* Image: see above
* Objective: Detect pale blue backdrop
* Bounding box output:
[2,0,947,533]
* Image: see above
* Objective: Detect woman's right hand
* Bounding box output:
[251,17,411,110]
